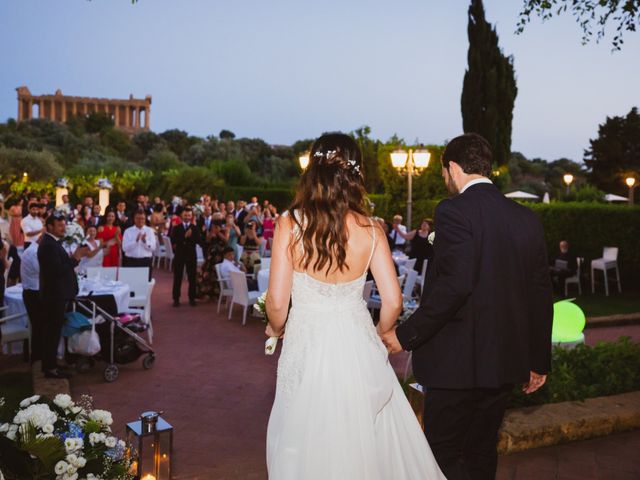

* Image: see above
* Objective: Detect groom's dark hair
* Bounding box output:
[441,133,492,177]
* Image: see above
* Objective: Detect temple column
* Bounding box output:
[18,97,24,121]
[72,101,77,117]
[114,104,120,127]
[144,106,150,129]
[61,102,67,123]
[125,106,130,127]
[27,100,33,120]
[52,100,57,122]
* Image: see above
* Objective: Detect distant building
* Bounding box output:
[15,85,152,133]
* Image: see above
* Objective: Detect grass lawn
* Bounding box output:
[0,372,32,422]
[564,290,640,318]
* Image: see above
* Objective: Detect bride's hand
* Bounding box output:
[266,323,285,338]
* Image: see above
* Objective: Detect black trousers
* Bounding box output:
[22,289,44,363]
[173,255,197,302]
[122,255,153,280]
[423,386,512,480]
[40,299,67,372]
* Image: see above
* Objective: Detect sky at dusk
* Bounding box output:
[1,0,638,162]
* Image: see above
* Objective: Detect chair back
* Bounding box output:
[118,267,150,298]
[163,236,175,260]
[603,247,618,261]
[214,263,231,291]
[576,257,584,276]
[259,240,267,258]
[236,245,244,261]
[419,259,428,280]
[403,258,417,272]
[362,280,374,302]
[229,271,249,304]
[86,267,118,281]
[397,274,406,289]
[403,270,418,299]
[153,234,165,257]
[3,257,12,286]
[259,257,271,271]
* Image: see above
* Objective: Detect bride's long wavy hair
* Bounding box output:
[288,132,371,274]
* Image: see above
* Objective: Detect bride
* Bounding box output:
[265,133,445,479]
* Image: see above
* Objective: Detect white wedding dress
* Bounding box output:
[266,217,445,479]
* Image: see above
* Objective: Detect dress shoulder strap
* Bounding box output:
[364,217,376,274]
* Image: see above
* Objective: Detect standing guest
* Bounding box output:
[197,213,228,299]
[388,214,407,252]
[394,218,434,273]
[197,205,214,239]
[8,199,25,247]
[115,201,129,228]
[262,208,275,250]
[81,196,94,224]
[246,206,263,236]
[20,238,43,364]
[97,211,122,267]
[247,196,259,210]
[38,213,89,379]
[78,225,107,274]
[0,240,10,306]
[0,200,10,243]
[150,203,166,235]
[236,200,249,232]
[3,238,22,287]
[122,210,157,279]
[226,201,237,218]
[170,208,201,307]
[86,205,102,228]
[239,220,264,272]
[550,240,578,295]
[225,213,241,258]
[218,247,258,290]
[21,202,45,249]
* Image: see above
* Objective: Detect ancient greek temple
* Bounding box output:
[15,86,152,133]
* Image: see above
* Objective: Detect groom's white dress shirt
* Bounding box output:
[460,177,493,194]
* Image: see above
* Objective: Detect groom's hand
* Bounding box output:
[522,371,547,394]
[380,328,403,354]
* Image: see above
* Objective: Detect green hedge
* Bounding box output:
[508,337,640,408]
[529,203,640,281]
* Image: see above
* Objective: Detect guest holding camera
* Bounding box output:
[239,220,264,272]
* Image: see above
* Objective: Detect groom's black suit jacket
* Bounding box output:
[396,183,553,389]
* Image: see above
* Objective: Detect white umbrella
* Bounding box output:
[604,193,628,202]
[543,192,550,204]
[505,190,540,200]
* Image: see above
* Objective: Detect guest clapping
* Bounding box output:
[393,218,434,273]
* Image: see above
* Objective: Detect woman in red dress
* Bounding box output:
[96,210,122,267]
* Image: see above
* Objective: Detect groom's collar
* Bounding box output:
[460,177,493,194]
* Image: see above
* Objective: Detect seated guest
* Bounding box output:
[388,214,407,252]
[550,240,578,295]
[78,225,106,274]
[21,202,45,249]
[219,247,258,291]
[122,210,157,279]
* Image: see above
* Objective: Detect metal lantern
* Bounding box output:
[126,411,173,480]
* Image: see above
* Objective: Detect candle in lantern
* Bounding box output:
[141,475,156,480]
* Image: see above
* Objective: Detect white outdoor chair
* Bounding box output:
[368,276,406,314]
[416,259,429,294]
[3,257,12,287]
[153,235,167,268]
[400,258,417,275]
[397,274,406,290]
[196,244,205,268]
[591,247,621,296]
[235,245,244,262]
[214,263,234,314]
[564,257,584,296]
[86,267,118,281]
[362,280,374,303]
[122,278,156,344]
[402,270,419,301]
[162,236,175,271]
[0,309,30,357]
[228,270,261,326]
[118,267,151,308]
[256,257,271,273]
[259,240,268,258]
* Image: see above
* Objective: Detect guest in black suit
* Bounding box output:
[550,240,578,295]
[382,133,553,480]
[38,213,89,378]
[170,207,201,307]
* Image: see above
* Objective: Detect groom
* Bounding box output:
[382,133,553,480]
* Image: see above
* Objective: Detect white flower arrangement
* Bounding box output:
[253,289,268,321]
[96,178,113,190]
[63,221,86,247]
[428,231,435,245]
[192,203,205,218]
[0,394,133,480]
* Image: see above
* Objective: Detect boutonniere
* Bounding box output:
[428,231,435,245]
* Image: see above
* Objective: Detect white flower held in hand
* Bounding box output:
[428,231,435,245]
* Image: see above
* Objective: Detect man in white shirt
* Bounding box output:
[219,247,258,291]
[122,210,157,280]
[21,202,44,249]
[390,214,408,251]
[20,239,43,364]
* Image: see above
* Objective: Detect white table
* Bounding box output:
[2,285,30,355]
[78,279,131,312]
[257,268,270,293]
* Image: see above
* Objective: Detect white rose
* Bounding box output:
[70,406,83,415]
[29,395,41,403]
[54,394,73,410]
[105,436,117,448]
[55,461,68,475]
[66,454,78,465]
[117,439,126,449]
[75,456,86,468]
[73,438,84,451]
[0,423,9,433]
[65,438,77,452]
[19,398,31,408]
[6,425,18,440]
[66,464,77,475]
[43,424,54,434]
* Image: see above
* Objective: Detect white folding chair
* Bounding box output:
[591,247,621,296]
[564,257,583,296]
[235,244,244,262]
[400,258,417,275]
[402,270,419,301]
[0,310,30,357]
[416,259,429,294]
[118,267,151,308]
[259,240,268,258]
[214,263,234,314]
[153,234,167,268]
[162,236,175,271]
[397,274,406,290]
[228,270,261,326]
[122,278,156,344]
[256,257,271,273]
[86,267,118,281]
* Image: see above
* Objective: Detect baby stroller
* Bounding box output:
[68,294,155,382]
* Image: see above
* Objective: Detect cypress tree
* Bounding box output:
[461,0,517,166]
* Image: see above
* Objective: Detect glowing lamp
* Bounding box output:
[390,150,409,170]
[563,174,574,186]
[126,411,173,480]
[552,300,586,345]
[412,149,431,169]
[22,172,28,182]
[626,177,636,188]
[298,153,310,170]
